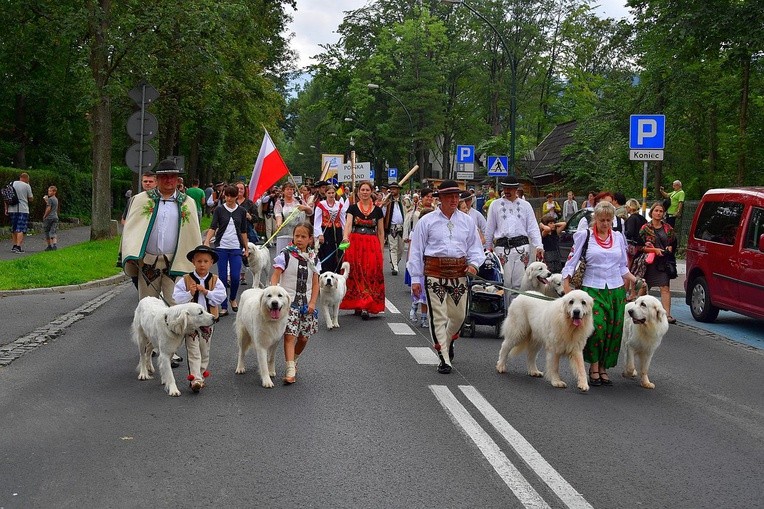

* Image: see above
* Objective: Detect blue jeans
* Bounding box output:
[216,247,243,309]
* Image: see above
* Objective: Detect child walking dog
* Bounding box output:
[172,245,226,392]
[270,222,321,384]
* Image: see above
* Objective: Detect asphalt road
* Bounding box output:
[1,257,763,508]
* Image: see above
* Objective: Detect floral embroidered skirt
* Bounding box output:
[340,232,385,314]
[582,285,626,369]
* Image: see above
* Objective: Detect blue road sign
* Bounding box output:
[487,156,509,177]
[456,145,475,164]
[388,167,398,178]
[369,169,375,179]
[630,115,666,150]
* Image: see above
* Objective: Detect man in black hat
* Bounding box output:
[485,177,543,307]
[121,158,203,304]
[408,180,485,374]
[382,182,406,275]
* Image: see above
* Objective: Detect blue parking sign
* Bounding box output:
[388,167,398,178]
[456,145,475,164]
[630,115,665,150]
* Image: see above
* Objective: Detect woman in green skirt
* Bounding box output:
[562,201,641,386]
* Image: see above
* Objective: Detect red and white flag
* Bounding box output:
[248,129,289,201]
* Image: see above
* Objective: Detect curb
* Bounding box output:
[0,273,129,297]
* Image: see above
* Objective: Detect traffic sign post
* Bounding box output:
[487,156,508,177]
[388,167,398,183]
[126,81,159,176]
[630,114,666,213]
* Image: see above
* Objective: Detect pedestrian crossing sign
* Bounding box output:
[487,156,508,177]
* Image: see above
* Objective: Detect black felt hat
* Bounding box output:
[434,180,462,196]
[155,158,184,175]
[499,177,520,187]
[186,244,218,263]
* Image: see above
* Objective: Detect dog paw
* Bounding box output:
[235,367,246,374]
[261,378,274,388]
[622,369,636,378]
[137,373,152,381]
[529,370,544,378]
[551,380,567,388]
[578,383,589,392]
[269,371,276,377]
[167,388,181,397]
[496,362,506,373]
[640,380,655,389]
[333,322,340,328]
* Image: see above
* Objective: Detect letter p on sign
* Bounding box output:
[630,115,665,150]
[637,119,657,145]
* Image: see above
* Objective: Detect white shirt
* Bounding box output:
[384,197,405,225]
[468,208,487,239]
[484,196,543,250]
[219,204,241,249]
[313,200,346,238]
[172,271,227,307]
[146,192,180,256]
[561,228,629,289]
[407,208,486,280]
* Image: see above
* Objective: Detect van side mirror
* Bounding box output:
[759,234,764,252]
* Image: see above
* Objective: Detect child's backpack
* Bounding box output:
[2,181,19,206]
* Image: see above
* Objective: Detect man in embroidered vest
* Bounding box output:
[121,158,202,304]
[383,183,406,276]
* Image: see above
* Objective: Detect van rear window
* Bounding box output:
[693,201,743,245]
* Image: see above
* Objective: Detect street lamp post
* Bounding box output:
[367,83,416,188]
[441,0,517,176]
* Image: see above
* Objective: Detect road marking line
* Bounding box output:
[459,385,593,509]
[406,347,439,364]
[385,298,400,314]
[429,385,550,509]
[388,322,416,335]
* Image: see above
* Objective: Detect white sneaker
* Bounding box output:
[409,305,418,322]
[420,315,429,328]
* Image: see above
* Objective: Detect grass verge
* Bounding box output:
[0,237,123,290]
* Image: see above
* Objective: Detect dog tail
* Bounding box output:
[340,261,350,280]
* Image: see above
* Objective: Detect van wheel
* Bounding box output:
[689,276,719,323]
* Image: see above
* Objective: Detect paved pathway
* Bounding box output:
[0,224,94,262]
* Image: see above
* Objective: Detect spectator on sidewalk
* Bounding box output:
[5,172,34,253]
[562,191,578,221]
[660,180,685,228]
[42,186,59,251]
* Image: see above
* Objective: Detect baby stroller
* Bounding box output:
[461,250,506,338]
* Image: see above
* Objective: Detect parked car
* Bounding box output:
[684,187,764,322]
[558,208,592,259]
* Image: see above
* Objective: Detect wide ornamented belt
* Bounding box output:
[494,235,529,249]
[424,256,467,278]
[352,226,377,235]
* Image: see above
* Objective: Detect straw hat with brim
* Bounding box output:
[434,180,462,196]
[459,191,473,201]
[186,245,219,263]
[499,177,520,188]
[155,158,184,175]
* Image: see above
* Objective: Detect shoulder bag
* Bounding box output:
[570,229,591,289]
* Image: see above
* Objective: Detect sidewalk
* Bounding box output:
[0,224,94,262]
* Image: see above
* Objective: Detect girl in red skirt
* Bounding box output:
[340,181,385,319]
